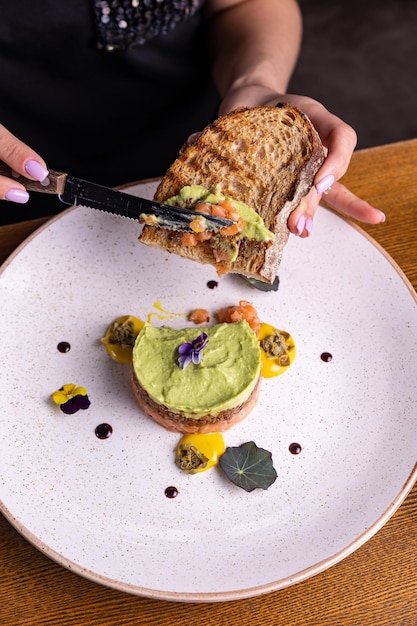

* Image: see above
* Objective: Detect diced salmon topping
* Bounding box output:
[211,204,227,218]
[215,264,230,276]
[216,300,261,336]
[180,198,244,247]
[188,309,210,324]
[195,231,212,242]
[218,199,235,214]
[194,202,212,214]
[181,232,198,247]
[219,216,244,237]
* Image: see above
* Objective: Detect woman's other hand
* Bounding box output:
[0,124,49,204]
[219,90,386,235]
[207,0,385,235]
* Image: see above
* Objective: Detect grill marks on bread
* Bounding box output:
[139,105,325,283]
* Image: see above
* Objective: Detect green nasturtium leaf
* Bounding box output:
[219,441,277,492]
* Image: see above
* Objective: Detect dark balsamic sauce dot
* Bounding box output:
[57,341,71,353]
[207,280,218,289]
[320,352,333,362]
[289,442,302,455]
[95,423,113,439]
[165,486,179,499]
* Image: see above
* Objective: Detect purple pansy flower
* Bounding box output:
[60,394,91,415]
[178,332,209,369]
[51,383,91,415]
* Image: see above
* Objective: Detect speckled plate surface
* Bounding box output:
[1,181,417,602]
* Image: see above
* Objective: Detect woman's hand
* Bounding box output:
[274,94,385,236]
[219,89,385,235]
[0,124,49,204]
[207,0,384,235]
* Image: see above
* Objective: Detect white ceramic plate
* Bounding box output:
[1,181,417,602]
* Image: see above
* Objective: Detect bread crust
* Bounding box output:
[139,104,325,283]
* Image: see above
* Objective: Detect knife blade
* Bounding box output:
[0,162,236,232]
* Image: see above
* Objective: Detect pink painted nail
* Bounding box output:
[187,132,201,146]
[24,159,49,182]
[305,217,313,236]
[296,214,306,236]
[376,210,386,222]
[316,174,335,194]
[5,188,30,204]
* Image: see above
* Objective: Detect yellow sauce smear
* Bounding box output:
[147,299,185,324]
[101,315,145,364]
[102,301,186,364]
[259,322,296,378]
[176,433,226,474]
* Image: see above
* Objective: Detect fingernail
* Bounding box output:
[376,209,386,223]
[316,174,335,194]
[305,216,313,236]
[296,214,306,236]
[24,159,49,182]
[187,132,201,146]
[5,188,30,204]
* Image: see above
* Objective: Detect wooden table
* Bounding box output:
[1,140,417,625]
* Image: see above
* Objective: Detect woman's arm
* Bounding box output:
[205,0,385,234]
[207,0,302,111]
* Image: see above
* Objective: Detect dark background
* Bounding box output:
[289,0,417,149]
[3,1,417,224]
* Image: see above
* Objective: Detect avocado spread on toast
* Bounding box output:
[164,185,274,243]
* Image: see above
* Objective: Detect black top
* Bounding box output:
[0,0,220,223]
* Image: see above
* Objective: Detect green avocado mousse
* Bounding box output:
[131,320,262,433]
[165,185,274,243]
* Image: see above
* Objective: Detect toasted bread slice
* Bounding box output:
[139,104,325,283]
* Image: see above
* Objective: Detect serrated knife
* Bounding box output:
[0,162,236,232]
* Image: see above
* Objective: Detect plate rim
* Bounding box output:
[2,459,416,602]
[1,185,417,602]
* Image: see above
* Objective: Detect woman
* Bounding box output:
[0,0,384,230]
